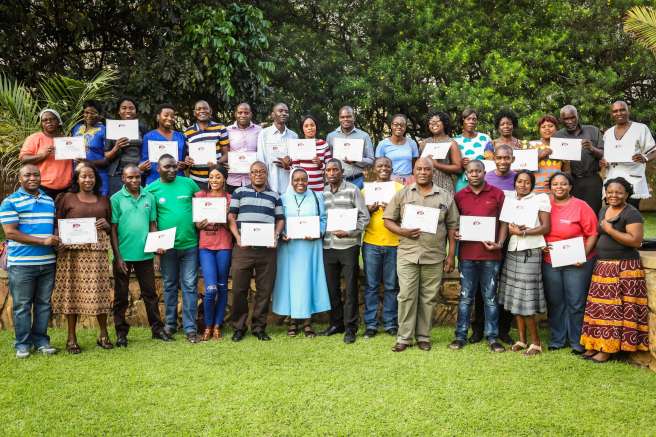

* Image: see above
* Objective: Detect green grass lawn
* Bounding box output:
[644,212,656,238]
[1,326,654,436]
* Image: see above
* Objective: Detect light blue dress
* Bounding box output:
[272,182,331,319]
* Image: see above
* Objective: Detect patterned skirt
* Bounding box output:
[498,249,546,316]
[580,259,649,353]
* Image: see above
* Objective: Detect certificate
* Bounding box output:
[549,138,582,161]
[148,140,178,163]
[332,138,364,162]
[459,216,496,242]
[267,142,288,160]
[482,160,497,173]
[326,208,358,232]
[499,198,538,227]
[401,204,439,234]
[421,142,451,160]
[228,151,256,174]
[363,181,397,205]
[54,137,86,160]
[58,218,98,245]
[550,236,586,268]
[240,222,275,247]
[286,216,320,239]
[188,141,217,165]
[511,149,539,171]
[192,197,227,223]
[604,139,635,163]
[106,119,139,140]
[144,227,176,252]
[287,139,316,161]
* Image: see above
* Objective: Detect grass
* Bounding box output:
[0,326,654,436]
[644,212,656,238]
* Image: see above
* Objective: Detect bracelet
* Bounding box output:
[522,231,526,238]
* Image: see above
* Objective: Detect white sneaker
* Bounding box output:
[37,345,58,355]
[16,349,30,359]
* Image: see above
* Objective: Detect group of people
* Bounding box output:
[2,98,652,364]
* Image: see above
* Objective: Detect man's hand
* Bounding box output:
[138,161,151,172]
[332,230,349,238]
[115,258,129,275]
[482,241,501,251]
[43,235,60,247]
[632,153,647,164]
[116,137,130,149]
[582,139,593,151]
[444,255,455,273]
[400,228,422,239]
[96,218,110,232]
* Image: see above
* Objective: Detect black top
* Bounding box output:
[104,120,148,176]
[553,125,604,178]
[595,204,643,260]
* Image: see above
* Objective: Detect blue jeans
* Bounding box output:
[455,260,501,342]
[160,247,199,334]
[199,249,232,327]
[542,260,594,351]
[8,264,55,351]
[362,243,398,330]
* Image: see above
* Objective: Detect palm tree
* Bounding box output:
[624,5,656,55]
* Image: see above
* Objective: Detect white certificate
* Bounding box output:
[228,151,256,174]
[286,216,320,239]
[58,218,98,245]
[364,181,396,205]
[192,197,227,223]
[240,222,275,247]
[401,204,439,234]
[605,139,635,163]
[188,141,217,165]
[144,227,176,252]
[326,208,358,232]
[549,138,582,161]
[267,142,288,160]
[511,149,539,171]
[54,137,86,160]
[499,198,539,227]
[459,216,496,242]
[105,119,139,140]
[148,140,178,163]
[332,138,364,162]
[421,142,451,160]
[550,236,586,268]
[287,139,316,161]
[482,160,497,173]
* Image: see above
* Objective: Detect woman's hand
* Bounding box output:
[138,161,151,172]
[599,219,613,234]
[96,218,110,232]
[196,219,209,230]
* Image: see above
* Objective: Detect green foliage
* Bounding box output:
[625,5,656,54]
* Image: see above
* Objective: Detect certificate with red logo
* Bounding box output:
[401,204,439,234]
[550,237,586,268]
[240,223,275,247]
[459,216,496,242]
[192,197,227,223]
[58,218,98,245]
[228,151,256,174]
[144,227,176,252]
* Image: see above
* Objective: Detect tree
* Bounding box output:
[624,5,656,54]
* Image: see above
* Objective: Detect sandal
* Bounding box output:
[303,325,317,338]
[66,341,81,354]
[212,326,222,340]
[589,352,612,363]
[523,344,542,356]
[200,327,213,342]
[511,341,527,352]
[287,324,298,337]
[96,336,114,350]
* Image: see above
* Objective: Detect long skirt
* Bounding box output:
[580,259,649,353]
[498,249,546,316]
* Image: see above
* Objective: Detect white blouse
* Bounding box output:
[505,192,551,251]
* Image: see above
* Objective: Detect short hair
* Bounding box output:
[194,99,210,108]
[538,115,558,128]
[390,113,407,124]
[426,111,452,136]
[272,102,288,111]
[121,164,140,175]
[83,99,103,114]
[250,160,267,171]
[604,177,634,198]
[116,96,138,113]
[611,100,629,110]
[158,153,176,163]
[71,162,102,195]
[374,156,392,166]
[465,159,485,171]
[19,163,39,176]
[494,109,518,130]
[156,103,176,115]
[236,102,251,111]
[458,108,478,128]
[560,105,578,117]
[494,144,514,156]
[548,171,574,188]
[339,106,354,115]
[514,170,535,190]
[300,114,319,136]
[325,158,343,170]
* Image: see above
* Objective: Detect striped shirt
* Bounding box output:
[323,180,370,250]
[229,185,284,228]
[0,188,56,266]
[184,121,230,184]
[291,139,331,191]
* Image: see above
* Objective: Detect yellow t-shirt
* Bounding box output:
[362,182,404,247]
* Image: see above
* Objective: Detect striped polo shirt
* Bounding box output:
[0,188,56,266]
[323,180,370,250]
[229,185,284,227]
[184,121,230,184]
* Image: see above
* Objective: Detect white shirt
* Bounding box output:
[256,125,298,194]
[506,192,551,251]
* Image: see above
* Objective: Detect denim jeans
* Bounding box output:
[199,248,232,327]
[455,260,501,342]
[362,243,398,330]
[542,260,594,351]
[160,247,199,334]
[8,264,56,351]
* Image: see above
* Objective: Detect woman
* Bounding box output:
[195,167,233,341]
[72,100,109,196]
[531,115,567,194]
[272,168,330,337]
[52,163,115,353]
[418,111,462,193]
[104,97,149,196]
[498,170,551,356]
[542,172,598,354]
[489,109,528,155]
[292,114,331,191]
[580,177,649,363]
[454,108,494,192]
[375,114,419,185]
[19,109,73,199]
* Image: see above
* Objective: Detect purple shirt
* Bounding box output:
[484,170,516,192]
[227,122,262,187]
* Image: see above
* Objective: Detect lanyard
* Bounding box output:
[294,194,307,216]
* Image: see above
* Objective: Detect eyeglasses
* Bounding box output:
[250,170,267,175]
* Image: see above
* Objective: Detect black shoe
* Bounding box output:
[116,336,128,348]
[548,345,565,351]
[385,328,398,336]
[163,326,176,338]
[570,348,584,355]
[344,331,356,344]
[498,333,514,345]
[449,339,466,350]
[152,330,173,342]
[232,330,246,342]
[253,331,271,341]
[319,325,345,336]
[489,341,506,353]
[186,332,199,344]
[468,332,484,344]
[363,328,377,339]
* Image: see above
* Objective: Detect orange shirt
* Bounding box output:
[19,132,73,190]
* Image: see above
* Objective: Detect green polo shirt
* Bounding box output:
[145,176,200,250]
[111,186,157,261]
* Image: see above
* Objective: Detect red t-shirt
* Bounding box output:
[194,191,234,250]
[544,196,597,264]
[454,183,505,261]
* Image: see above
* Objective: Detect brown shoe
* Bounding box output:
[201,327,213,342]
[212,326,222,340]
[391,342,411,352]
[417,341,432,351]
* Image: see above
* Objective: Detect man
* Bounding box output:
[145,154,201,343]
[484,144,516,192]
[361,157,403,338]
[0,164,60,358]
[326,106,375,189]
[552,105,604,214]
[228,161,285,341]
[227,102,262,193]
[110,164,172,347]
[321,159,370,344]
[602,100,656,209]
[383,158,458,352]
[450,160,508,353]
[184,100,230,189]
[256,102,297,194]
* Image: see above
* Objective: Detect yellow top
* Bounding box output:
[362,182,404,247]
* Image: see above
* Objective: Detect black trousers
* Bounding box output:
[572,174,603,215]
[113,259,164,336]
[323,246,360,333]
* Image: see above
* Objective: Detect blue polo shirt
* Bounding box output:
[0,188,56,266]
[141,129,187,185]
